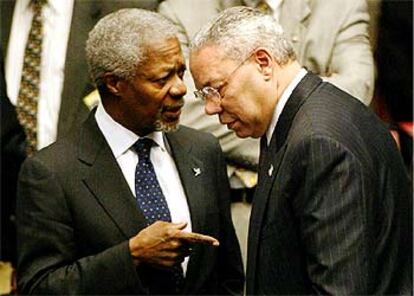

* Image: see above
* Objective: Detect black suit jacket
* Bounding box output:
[16,112,244,294]
[246,72,412,294]
[1,49,26,263]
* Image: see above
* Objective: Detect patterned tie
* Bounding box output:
[134,138,172,224]
[16,0,47,156]
[133,138,184,292]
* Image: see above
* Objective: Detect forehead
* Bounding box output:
[190,45,237,87]
[139,37,184,73]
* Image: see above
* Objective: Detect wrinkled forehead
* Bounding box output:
[138,37,184,68]
[189,44,235,88]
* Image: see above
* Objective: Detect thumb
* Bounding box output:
[172,221,188,230]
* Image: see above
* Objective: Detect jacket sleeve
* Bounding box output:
[16,156,144,294]
[291,134,374,294]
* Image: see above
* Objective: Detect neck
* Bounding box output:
[274,60,301,101]
[264,60,301,127]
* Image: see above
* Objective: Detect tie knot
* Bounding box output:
[133,138,154,159]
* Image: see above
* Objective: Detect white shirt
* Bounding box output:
[266,68,308,145]
[95,103,192,274]
[5,0,74,149]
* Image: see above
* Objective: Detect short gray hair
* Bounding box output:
[191,6,296,64]
[86,8,178,87]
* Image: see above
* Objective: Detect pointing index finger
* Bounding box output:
[177,231,220,246]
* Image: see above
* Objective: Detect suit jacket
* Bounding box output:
[1,49,26,263]
[16,112,244,294]
[246,72,412,294]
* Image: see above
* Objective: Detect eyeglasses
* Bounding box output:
[194,52,253,104]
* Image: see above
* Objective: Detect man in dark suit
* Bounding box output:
[190,6,412,295]
[16,8,243,294]
[1,0,160,267]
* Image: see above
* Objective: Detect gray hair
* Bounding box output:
[191,6,296,64]
[86,8,178,87]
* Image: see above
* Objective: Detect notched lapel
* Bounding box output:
[79,114,146,239]
[165,132,207,234]
[247,144,287,280]
[248,73,322,292]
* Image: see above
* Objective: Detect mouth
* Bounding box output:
[225,120,238,130]
[162,104,184,121]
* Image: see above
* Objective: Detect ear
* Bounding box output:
[253,48,273,80]
[102,73,127,97]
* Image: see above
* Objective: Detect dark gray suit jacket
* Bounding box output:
[16,112,244,294]
[246,72,412,294]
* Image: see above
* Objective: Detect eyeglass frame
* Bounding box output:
[193,51,254,104]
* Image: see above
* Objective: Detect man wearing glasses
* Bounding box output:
[190,6,412,295]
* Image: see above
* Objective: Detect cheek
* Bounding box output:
[232,95,260,122]
[131,88,165,112]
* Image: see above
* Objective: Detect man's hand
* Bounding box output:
[129,221,219,268]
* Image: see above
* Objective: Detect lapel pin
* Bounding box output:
[193,167,201,177]
[268,164,274,177]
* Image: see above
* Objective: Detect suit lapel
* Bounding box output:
[247,72,322,293]
[165,131,206,234]
[246,143,286,293]
[165,130,210,291]
[79,113,146,238]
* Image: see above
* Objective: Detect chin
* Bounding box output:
[155,120,179,133]
[235,131,251,138]
[233,125,253,138]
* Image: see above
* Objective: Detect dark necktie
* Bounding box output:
[258,136,269,182]
[133,138,172,225]
[259,136,268,167]
[16,0,47,156]
[132,138,184,293]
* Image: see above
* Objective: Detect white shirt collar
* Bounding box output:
[95,103,166,158]
[266,68,307,145]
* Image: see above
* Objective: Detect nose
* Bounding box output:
[170,76,187,98]
[204,100,222,115]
